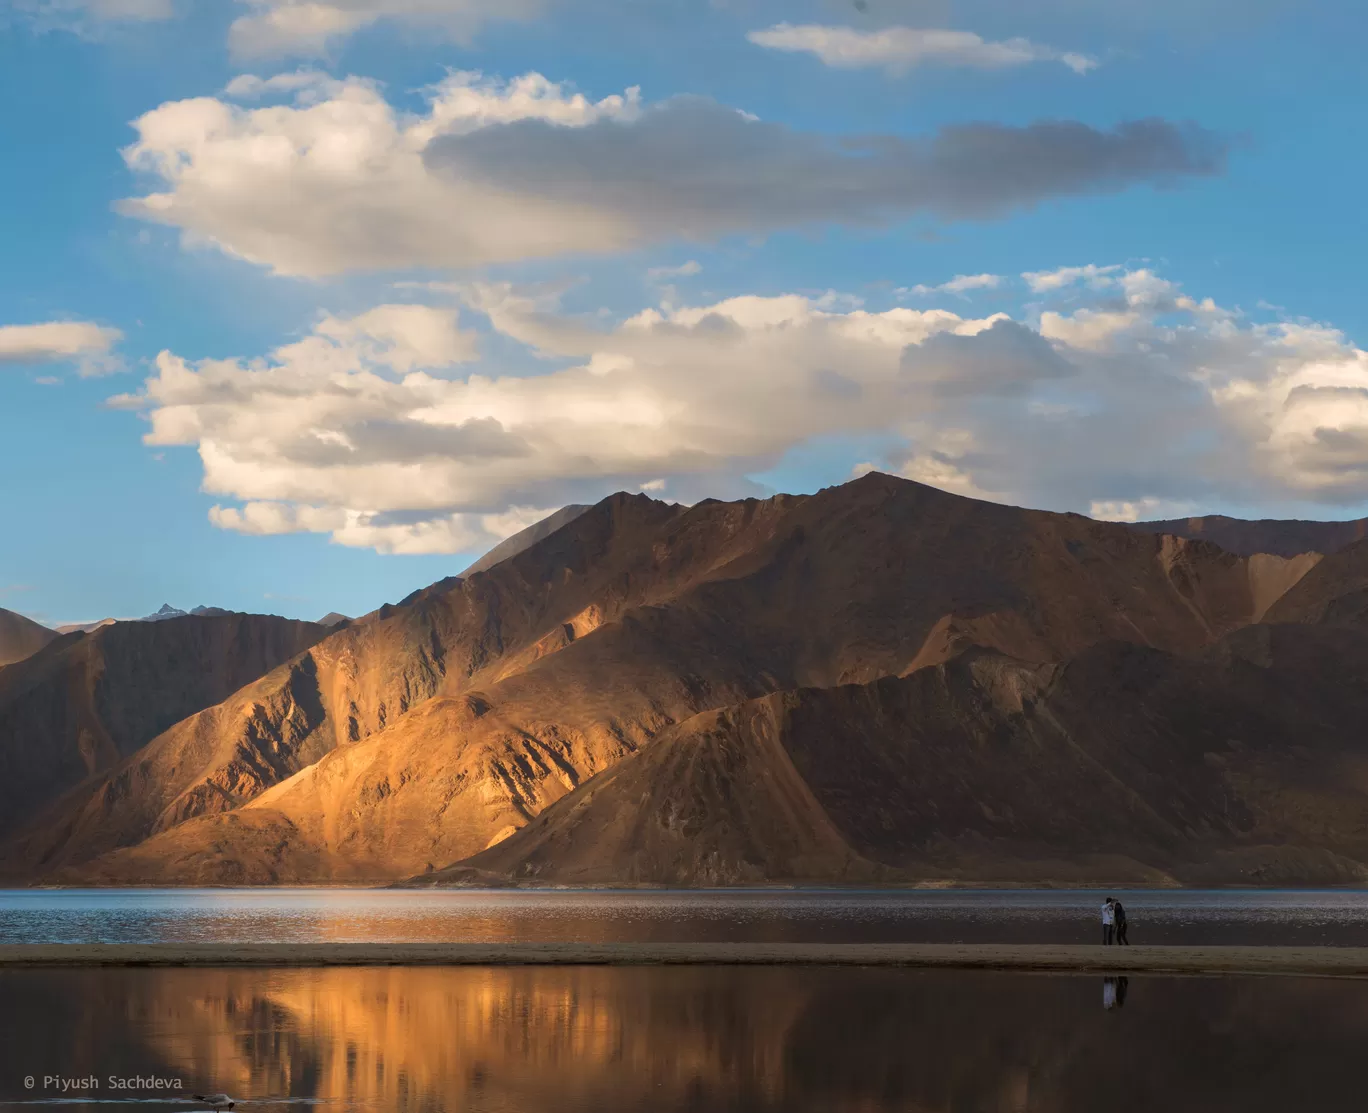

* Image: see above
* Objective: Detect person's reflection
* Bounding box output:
[1102,977,1129,1010]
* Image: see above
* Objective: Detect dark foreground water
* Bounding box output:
[0,965,1363,1112]
[6,888,1368,945]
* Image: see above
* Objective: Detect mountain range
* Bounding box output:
[4,473,1368,887]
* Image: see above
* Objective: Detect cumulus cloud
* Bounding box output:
[906,317,1075,397]
[119,69,1230,277]
[881,270,1368,515]
[1033,267,1221,353]
[115,291,1025,552]
[748,23,1097,76]
[112,265,1368,554]
[0,321,123,376]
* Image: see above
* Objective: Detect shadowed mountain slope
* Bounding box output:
[0,614,328,836]
[452,623,1368,887]
[0,608,57,668]
[1131,514,1368,558]
[1261,540,1368,626]
[19,473,1334,886]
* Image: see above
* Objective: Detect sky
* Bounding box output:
[0,0,1365,627]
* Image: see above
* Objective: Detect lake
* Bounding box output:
[4,890,1367,1111]
[0,965,1364,1112]
[4,887,1368,945]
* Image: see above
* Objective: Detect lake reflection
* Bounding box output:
[0,966,1364,1112]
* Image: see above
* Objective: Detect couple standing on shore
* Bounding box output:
[1101,897,1129,945]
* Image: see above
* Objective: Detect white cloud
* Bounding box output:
[19,0,536,52]
[747,23,1097,76]
[120,71,640,277]
[903,273,1002,298]
[222,70,341,100]
[647,261,703,281]
[1089,497,1167,523]
[207,500,548,554]
[1033,266,1221,352]
[112,265,1368,552]
[113,264,1368,555]
[1038,308,1140,353]
[316,303,480,370]
[119,69,1228,277]
[891,427,1006,501]
[227,0,542,58]
[0,321,123,376]
[1022,263,1123,292]
[116,291,1032,552]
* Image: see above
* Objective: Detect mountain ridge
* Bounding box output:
[1131,514,1368,558]
[0,612,330,839]
[13,472,1356,887]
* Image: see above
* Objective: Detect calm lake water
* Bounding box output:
[0,965,1364,1112]
[4,888,1368,945]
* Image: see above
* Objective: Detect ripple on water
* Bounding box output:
[3,887,1368,946]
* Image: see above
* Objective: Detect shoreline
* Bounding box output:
[8,881,1368,892]
[6,942,1368,976]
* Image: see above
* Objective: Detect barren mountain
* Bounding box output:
[56,618,116,635]
[0,613,329,837]
[1132,514,1368,557]
[0,608,57,668]
[1261,540,1368,626]
[457,624,1368,887]
[13,472,1342,886]
[460,503,591,576]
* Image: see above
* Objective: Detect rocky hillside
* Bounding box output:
[457,624,1368,887]
[9,472,1358,887]
[0,613,329,837]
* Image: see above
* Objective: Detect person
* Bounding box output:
[1101,897,1115,945]
[1113,898,1129,946]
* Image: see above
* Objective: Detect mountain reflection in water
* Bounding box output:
[0,966,1362,1112]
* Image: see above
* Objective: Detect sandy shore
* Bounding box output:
[3,942,1368,976]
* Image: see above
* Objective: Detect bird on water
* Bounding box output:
[191,1095,236,1110]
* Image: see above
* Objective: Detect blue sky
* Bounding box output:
[1,0,1364,627]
